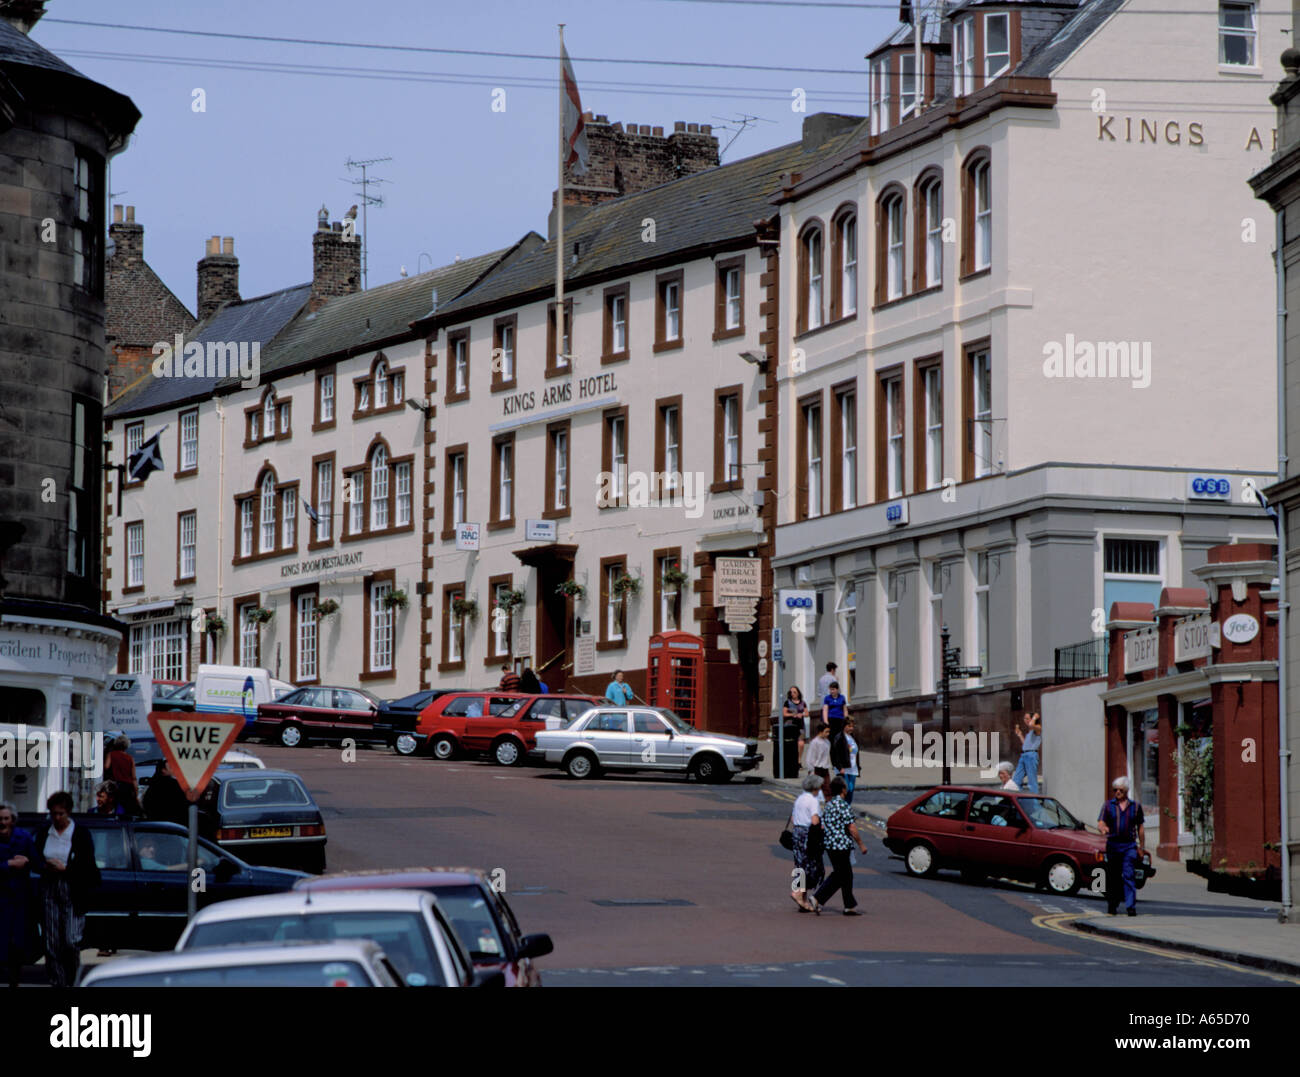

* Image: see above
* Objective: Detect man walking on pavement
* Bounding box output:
[1098,775,1145,916]
[816,663,837,709]
[1012,711,1042,793]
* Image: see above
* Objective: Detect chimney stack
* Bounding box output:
[0,0,47,34]
[196,234,240,321]
[310,205,361,311]
[108,203,143,263]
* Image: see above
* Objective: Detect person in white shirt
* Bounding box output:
[816,663,837,709]
[789,774,825,911]
[802,722,832,784]
[998,762,1019,791]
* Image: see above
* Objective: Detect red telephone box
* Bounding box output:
[646,631,703,727]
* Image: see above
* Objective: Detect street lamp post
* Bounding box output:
[940,624,983,785]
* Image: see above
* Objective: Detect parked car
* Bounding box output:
[374,690,449,755]
[881,786,1157,896]
[17,814,306,950]
[252,685,388,748]
[152,664,295,721]
[81,939,405,987]
[151,679,187,701]
[137,747,265,790]
[533,705,762,782]
[295,868,553,986]
[417,692,605,765]
[197,769,327,873]
[176,889,499,987]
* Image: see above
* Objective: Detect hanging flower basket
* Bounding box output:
[556,579,586,601]
[452,596,479,620]
[661,565,689,588]
[317,599,340,618]
[384,589,409,610]
[204,612,227,636]
[496,588,526,612]
[612,574,641,598]
[248,606,274,625]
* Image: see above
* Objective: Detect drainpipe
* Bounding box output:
[1276,208,1292,923]
[217,400,226,662]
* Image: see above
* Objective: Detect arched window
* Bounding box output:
[375,358,389,408]
[914,170,943,291]
[370,443,389,531]
[876,187,906,305]
[798,222,825,333]
[259,471,276,553]
[831,207,858,320]
[262,391,276,439]
[962,151,992,275]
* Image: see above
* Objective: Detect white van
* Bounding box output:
[154,665,294,730]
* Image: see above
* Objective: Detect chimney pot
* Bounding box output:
[701,125,711,135]
[674,121,685,132]
[687,123,699,133]
[652,126,663,137]
[126,205,135,222]
[112,204,123,223]
[205,236,219,256]
[222,236,233,255]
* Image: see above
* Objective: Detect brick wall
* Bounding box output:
[310,218,361,310]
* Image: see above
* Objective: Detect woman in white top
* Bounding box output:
[789,774,826,912]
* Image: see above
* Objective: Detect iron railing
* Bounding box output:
[1053,637,1107,684]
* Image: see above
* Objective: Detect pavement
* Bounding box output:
[760,741,1300,978]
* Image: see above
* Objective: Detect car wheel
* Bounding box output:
[565,751,598,780]
[960,868,986,885]
[393,733,419,756]
[279,723,304,748]
[493,738,523,767]
[431,735,457,761]
[1044,858,1081,896]
[904,840,938,877]
[690,754,727,783]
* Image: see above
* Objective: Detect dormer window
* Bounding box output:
[870,56,891,135]
[985,13,1011,79]
[954,17,975,96]
[901,53,918,120]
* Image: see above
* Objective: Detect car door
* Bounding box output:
[131,826,196,948]
[519,698,564,748]
[961,793,1035,874]
[906,790,970,859]
[632,712,683,770]
[464,696,521,750]
[584,711,633,766]
[334,689,379,743]
[82,823,140,951]
[275,687,329,736]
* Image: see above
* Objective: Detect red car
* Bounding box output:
[416,692,602,766]
[882,786,1155,896]
[293,868,553,986]
[253,685,387,749]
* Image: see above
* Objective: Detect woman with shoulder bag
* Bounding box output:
[788,774,826,912]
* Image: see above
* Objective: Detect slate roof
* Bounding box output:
[0,17,83,78]
[1014,0,1124,78]
[249,242,530,384]
[432,118,866,325]
[873,4,947,50]
[106,284,311,419]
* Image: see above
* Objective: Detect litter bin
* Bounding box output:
[772,718,801,778]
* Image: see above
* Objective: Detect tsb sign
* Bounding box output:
[1188,475,1231,500]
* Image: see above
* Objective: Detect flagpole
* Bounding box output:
[557,23,566,362]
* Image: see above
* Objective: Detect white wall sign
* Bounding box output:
[455,523,481,551]
[515,619,532,657]
[1123,626,1158,674]
[575,634,596,675]
[525,519,557,543]
[1222,613,1259,644]
[1173,612,1212,663]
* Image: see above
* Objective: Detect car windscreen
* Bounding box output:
[1019,796,1082,830]
[430,885,506,961]
[219,777,311,809]
[656,709,696,734]
[184,912,443,985]
[90,959,376,987]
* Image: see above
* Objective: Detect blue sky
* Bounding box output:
[35,0,897,307]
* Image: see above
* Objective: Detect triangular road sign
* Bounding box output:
[146,713,244,802]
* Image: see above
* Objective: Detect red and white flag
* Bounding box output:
[561,42,590,176]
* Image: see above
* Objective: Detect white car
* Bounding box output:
[81,939,404,987]
[533,705,763,782]
[175,888,499,987]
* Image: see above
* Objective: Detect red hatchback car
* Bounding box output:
[416,692,602,766]
[882,786,1155,896]
[293,868,553,986]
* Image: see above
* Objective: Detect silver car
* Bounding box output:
[532,705,762,782]
[81,939,405,987]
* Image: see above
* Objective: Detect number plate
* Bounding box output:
[248,826,292,839]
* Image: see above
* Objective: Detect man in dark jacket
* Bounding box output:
[142,760,190,827]
[33,792,101,987]
[830,724,852,773]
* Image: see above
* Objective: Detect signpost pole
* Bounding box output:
[775,649,785,781]
[941,625,952,786]
[186,801,198,922]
